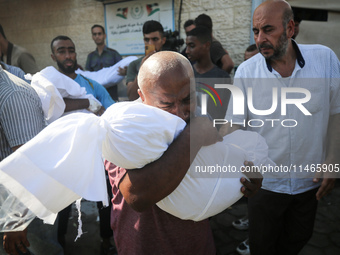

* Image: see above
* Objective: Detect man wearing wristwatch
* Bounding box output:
[51,35,115,116]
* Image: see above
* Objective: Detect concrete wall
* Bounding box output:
[0,0,252,72]
[175,0,252,69]
[0,0,105,71]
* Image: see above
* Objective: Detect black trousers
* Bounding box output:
[248,188,318,255]
[58,171,113,239]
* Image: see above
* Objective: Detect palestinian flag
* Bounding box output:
[117,7,128,19]
[146,3,160,16]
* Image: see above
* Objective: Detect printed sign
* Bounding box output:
[104,0,174,55]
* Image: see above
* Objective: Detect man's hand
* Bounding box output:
[313,163,337,200]
[313,113,340,200]
[118,66,127,76]
[3,229,30,255]
[94,106,105,116]
[240,161,263,197]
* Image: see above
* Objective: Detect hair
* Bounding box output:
[50,35,73,53]
[0,24,6,39]
[282,6,294,28]
[246,44,258,52]
[142,20,164,36]
[186,26,212,44]
[91,24,105,34]
[183,19,194,29]
[194,14,213,33]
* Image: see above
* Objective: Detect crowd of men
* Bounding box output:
[0,0,339,255]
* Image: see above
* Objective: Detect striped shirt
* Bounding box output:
[1,61,29,83]
[0,66,46,161]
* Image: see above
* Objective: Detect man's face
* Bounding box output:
[185,24,196,36]
[252,9,290,61]
[92,27,106,46]
[51,39,77,74]
[143,31,166,52]
[185,35,206,62]
[140,69,196,123]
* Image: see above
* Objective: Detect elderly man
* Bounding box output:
[220,1,340,254]
[105,51,262,255]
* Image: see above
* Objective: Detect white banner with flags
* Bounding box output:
[104,0,174,55]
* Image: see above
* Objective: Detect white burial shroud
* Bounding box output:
[75,56,138,88]
[0,101,273,232]
[28,66,102,124]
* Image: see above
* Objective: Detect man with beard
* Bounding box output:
[50,36,114,115]
[50,36,115,253]
[219,1,340,254]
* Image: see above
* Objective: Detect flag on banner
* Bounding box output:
[146,3,160,16]
[116,7,128,19]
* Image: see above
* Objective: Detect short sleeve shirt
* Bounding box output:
[210,38,228,69]
[126,57,143,85]
[106,161,216,255]
[74,74,115,109]
[86,46,122,71]
[0,67,46,160]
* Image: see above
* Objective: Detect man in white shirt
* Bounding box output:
[219,1,340,254]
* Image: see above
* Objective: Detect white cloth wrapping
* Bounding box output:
[75,56,138,88]
[28,66,101,124]
[0,101,272,232]
[156,129,274,221]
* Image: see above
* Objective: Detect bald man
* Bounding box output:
[105,51,262,255]
[220,1,340,254]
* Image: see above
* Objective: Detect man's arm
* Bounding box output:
[314,113,340,200]
[220,52,234,74]
[63,98,105,116]
[126,58,140,101]
[219,123,241,137]
[210,41,234,74]
[126,54,155,101]
[119,117,223,212]
[3,145,30,255]
[63,98,90,112]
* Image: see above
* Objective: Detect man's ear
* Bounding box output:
[161,36,166,46]
[138,89,145,102]
[287,19,295,39]
[204,41,211,51]
[51,53,56,62]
